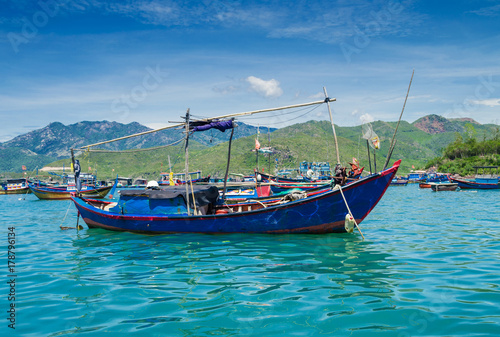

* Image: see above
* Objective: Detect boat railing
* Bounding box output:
[476,174,499,179]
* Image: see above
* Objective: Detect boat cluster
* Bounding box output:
[389,166,500,191]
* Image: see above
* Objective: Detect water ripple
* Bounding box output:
[2,186,500,336]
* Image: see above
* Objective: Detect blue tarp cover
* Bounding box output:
[111,185,219,215]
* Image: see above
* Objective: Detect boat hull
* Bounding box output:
[390,179,408,186]
[450,178,500,190]
[71,160,400,234]
[430,182,458,191]
[0,186,31,195]
[30,185,113,200]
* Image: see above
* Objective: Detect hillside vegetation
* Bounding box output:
[1,115,498,180]
[47,119,498,181]
[425,124,500,176]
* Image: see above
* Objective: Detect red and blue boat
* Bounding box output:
[70,96,401,234]
[71,160,400,234]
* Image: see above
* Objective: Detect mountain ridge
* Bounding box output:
[0,120,274,173]
[0,115,497,174]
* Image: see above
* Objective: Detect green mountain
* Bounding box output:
[0,120,274,173]
[1,115,498,179]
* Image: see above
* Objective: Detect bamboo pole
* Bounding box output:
[383,69,414,170]
[189,178,197,215]
[222,126,235,200]
[323,87,362,238]
[324,87,340,164]
[184,109,191,216]
[366,140,372,174]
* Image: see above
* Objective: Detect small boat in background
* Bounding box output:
[257,159,363,187]
[430,182,458,192]
[132,178,148,188]
[407,170,427,183]
[419,173,451,188]
[0,178,30,195]
[451,166,500,190]
[390,177,408,186]
[158,170,210,186]
[29,172,113,200]
[29,183,113,200]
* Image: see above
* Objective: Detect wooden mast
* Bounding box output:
[184,109,191,216]
[324,87,340,164]
[222,125,235,201]
[383,69,414,170]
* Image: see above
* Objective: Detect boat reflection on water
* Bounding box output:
[63,231,429,335]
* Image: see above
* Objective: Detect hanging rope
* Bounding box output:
[338,186,365,240]
[87,138,184,153]
[238,104,321,126]
[59,201,83,230]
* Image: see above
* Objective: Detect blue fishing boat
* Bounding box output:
[451,166,500,189]
[407,170,427,183]
[419,173,450,188]
[70,96,401,234]
[71,160,400,234]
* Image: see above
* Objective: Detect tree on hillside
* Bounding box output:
[443,133,464,160]
[427,125,500,176]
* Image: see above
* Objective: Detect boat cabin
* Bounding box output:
[473,166,499,184]
[65,173,99,186]
[299,161,331,177]
[159,171,203,185]
[407,170,427,182]
[1,178,27,190]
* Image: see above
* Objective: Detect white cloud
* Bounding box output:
[359,113,375,124]
[212,84,240,95]
[472,98,500,107]
[469,4,500,17]
[309,92,325,99]
[246,76,283,98]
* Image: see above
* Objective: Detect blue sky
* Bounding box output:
[1,0,500,142]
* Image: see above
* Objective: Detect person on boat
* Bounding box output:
[348,158,359,177]
[332,164,347,186]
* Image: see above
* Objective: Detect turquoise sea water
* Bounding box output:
[1,184,500,336]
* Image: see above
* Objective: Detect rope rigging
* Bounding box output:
[236,104,321,126]
[85,137,185,153]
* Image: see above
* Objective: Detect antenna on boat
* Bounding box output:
[383,69,414,170]
[221,121,235,201]
[183,109,192,216]
[323,87,340,165]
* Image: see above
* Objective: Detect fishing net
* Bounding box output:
[361,123,380,149]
